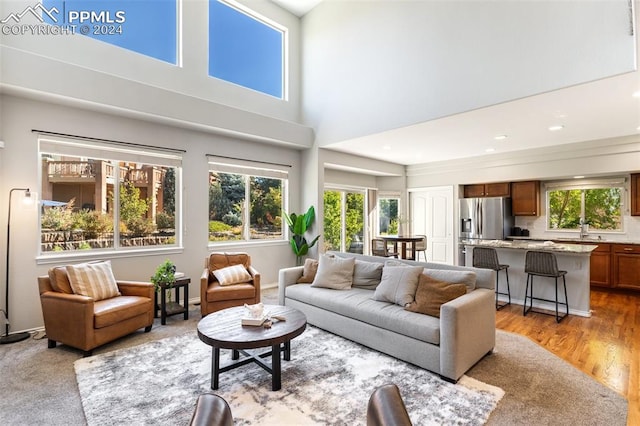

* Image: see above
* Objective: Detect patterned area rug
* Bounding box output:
[75,326,503,425]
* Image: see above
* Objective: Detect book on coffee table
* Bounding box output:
[241,316,267,326]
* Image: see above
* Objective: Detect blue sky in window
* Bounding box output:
[209,0,283,98]
[43,0,177,65]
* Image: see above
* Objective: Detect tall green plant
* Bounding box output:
[284,206,320,265]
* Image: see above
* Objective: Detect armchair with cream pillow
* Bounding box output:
[37,260,155,356]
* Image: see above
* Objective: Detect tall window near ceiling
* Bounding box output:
[209,0,285,98]
[546,178,624,232]
[208,158,287,243]
[323,189,365,253]
[43,0,179,64]
[39,136,182,254]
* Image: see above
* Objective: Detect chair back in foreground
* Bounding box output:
[200,252,261,317]
[367,384,413,426]
[189,393,233,426]
[38,261,154,356]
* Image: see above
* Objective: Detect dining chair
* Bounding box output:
[371,238,398,258]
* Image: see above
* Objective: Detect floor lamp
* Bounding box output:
[0,188,32,344]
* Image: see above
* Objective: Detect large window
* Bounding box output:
[378,196,400,235]
[43,0,179,64]
[209,0,285,98]
[208,159,287,243]
[39,137,182,254]
[547,179,624,232]
[323,189,365,254]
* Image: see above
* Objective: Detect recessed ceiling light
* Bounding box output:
[548,125,564,131]
[633,91,640,98]
[494,135,508,141]
[382,145,391,150]
[485,147,496,153]
[637,125,640,131]
[573,175,585,179]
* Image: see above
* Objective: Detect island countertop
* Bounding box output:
[462,239,598,254]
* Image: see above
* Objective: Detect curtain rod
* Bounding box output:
[207,154,291,168]
[32,130,187,154]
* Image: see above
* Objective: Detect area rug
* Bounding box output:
[74,326,504,425]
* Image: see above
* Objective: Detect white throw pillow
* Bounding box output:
[66,260,120,301]
[213,264,253,286]
[372,264,423,306]
[310,254,355,290]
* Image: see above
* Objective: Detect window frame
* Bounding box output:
[37,136,184,261]
[208,157,289,246]
[544,177,625,233]
[323,186,367,254]
[208,0,288,99]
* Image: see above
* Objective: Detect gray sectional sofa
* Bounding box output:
[278,252,496,382]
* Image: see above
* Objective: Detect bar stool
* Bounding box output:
[523,250,568,323]
[472,247,511,310]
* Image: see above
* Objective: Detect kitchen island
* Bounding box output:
[463,240,598,317]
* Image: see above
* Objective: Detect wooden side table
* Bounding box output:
[154,277,190,325]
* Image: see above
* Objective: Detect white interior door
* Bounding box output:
[410,186,454,264]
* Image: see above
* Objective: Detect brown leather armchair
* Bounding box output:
[38,267,155,356]
[367,384,413,426]
[200,252,260,317]
[189,393,233,426]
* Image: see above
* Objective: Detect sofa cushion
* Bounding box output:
[47,266,74,294]
[93,296,152,329]
[66,261,121,301]
[405,274,467,317]
[213,264,252,286]
[286,284,441,345]
[372,264,423,306]
[297,258,319,284]
[352,260,384,290]
[423,268,477,291]
[311,254,355,290]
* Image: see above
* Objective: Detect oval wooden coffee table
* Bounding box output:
[197,304,306,391]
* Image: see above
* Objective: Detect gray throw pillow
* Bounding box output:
[372,264,423,306]
[422,268,477,292]
[311,254,355,290]
[352,260,384,290]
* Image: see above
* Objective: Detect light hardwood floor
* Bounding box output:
[495,288,640,425]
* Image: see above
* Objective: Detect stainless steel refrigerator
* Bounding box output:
[458,197,514,265]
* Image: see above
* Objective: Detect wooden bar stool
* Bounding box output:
[472,247,511,310]
[523,250,569,323]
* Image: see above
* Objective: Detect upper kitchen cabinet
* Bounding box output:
[631,173,640,216]
[511,181,540,216]
[463,182,510,198]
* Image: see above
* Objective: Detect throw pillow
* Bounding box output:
[310,254,355,290]
[47,266,74,294]
[352,260,384,290]
[297,258,319,284]
[372,264,423,306]
[65,261,120,301]
[422,268,477,292]
[213,264,253,286]
[405,274,467,317]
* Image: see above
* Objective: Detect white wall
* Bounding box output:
[0,0,312,147]
[302,0,636,145]
[0,94,303,333]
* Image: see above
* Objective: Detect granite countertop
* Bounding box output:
[508,236,640,245]
[462,239,598,254]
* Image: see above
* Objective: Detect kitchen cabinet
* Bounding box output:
[511,181,540,216]
[588,243,611,288]
[463,182,510,198]
[612,244,640,290]
[631,173,640,216]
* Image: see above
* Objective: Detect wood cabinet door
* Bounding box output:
[612,245,640,290]
[631,173,640,216]
[463,184,486,198]
[589,244,611,288]
[511,181,540,216]
[485,182,510,197]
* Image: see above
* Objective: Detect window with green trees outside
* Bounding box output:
[547,182,623,231]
